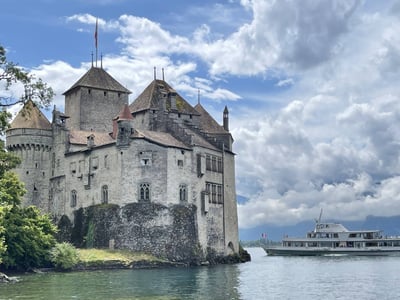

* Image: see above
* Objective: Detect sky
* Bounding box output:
[2,0,400,230]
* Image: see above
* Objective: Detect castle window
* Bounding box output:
[211,184,216,203]
[179,184,187,202]
[140,151,152,166]
[206,154,211,171]
[211,156,217,172]
[70,162,76,174]
[70,190,77,207]
[118,92,121,97]
[217,185,223,204]
[139,183,150,202]
[205,153,223,174]
[88,89,91,94]
[101,185,108,204]
[91,157,98,170]
[104,91,107,96]
[206,182,223,205]
[104,155,108,169]
[177,159,183,167]
[217,157,223,173]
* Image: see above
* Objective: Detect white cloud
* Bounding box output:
[13,1,400,229]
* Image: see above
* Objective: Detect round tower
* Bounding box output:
[5,100,53,212]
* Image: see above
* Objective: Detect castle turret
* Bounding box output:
[115,104,133,148]
[223,106,229,131]
[6,100,52,212]
[63,67,131,133]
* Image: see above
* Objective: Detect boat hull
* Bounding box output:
[264,246,400,256]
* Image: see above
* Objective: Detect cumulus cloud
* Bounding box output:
[14,1,400,229]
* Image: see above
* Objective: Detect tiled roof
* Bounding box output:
[129,79,200,116]
[194,103,227,134]
[69,130,115,146]
[10,100,51,130]
[63,67,131,95]
[129,80,158,113]
[134,129,190,149]
[184,127,220,151]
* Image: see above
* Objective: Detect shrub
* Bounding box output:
[50,242,79,271]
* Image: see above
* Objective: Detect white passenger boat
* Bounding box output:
[264,213,400,256]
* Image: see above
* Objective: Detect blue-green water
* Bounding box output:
[1,248,400,299]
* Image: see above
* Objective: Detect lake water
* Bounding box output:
[1,247,400,299]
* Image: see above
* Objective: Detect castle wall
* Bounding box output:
[65,89,81,131]
[66,88,128,132]
[223,152,239,254]
[68,203,201,264]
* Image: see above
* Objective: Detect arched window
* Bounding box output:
[179,184,187,202]
[70,190,77,207]
[101,185,108,204]
[139,183,150,202]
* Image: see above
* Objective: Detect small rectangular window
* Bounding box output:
[177,159,183,167]
[206,154,211,171]
[139,151,152,166]
[91,156,99,170]
[70,162,77,174]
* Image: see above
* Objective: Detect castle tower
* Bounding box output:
[115,104,134,148]
[63,67,131,133]
[5,100,53,212]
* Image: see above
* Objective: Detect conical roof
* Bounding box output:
[116,104,133,121]
[63,67,131,95]
[10,100,51,130]
[194,103,227,134]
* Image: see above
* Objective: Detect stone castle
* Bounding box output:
[5,66,239,262]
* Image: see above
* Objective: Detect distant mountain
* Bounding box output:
[239,215,400,241]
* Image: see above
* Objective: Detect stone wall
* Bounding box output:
[64,202,203,264]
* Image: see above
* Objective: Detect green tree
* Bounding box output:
[1,205,57,270]
[0,207,6,264]
[0,45,54,108]
[0,44,56,270]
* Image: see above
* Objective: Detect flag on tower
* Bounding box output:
[94,18,98,49]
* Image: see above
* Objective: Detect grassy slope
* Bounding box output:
[76,249,174,269]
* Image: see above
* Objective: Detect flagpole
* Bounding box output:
[95,18,98,67]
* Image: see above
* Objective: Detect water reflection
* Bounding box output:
[0,264,241,300]
[2,248,400,300]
